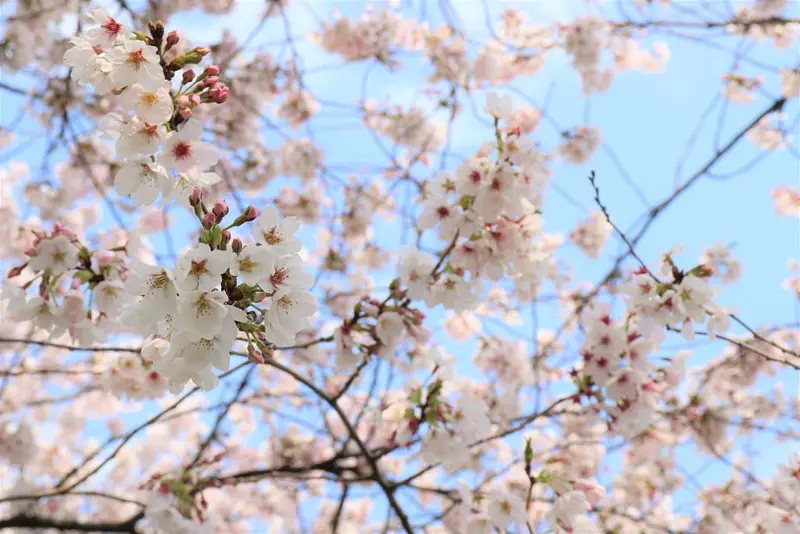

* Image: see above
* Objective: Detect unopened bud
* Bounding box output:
[202,211,216,229]
[176,95,190,107]
[189,94,201,107]
[148,20,164,41]
[194,46,210,57]
[204,65,220,76]
[189,187,203,206]
[209,85,229,104]
[205,76,219,86]
[247,347,265,365]
[24,246,38,257]
[244,205,257,222]
[231,237,243,254]
[229,205,258,228]
[165,30,179,48]
[220,230,231,248]
[179,107,192,118]
[212,200,229,221]
[7,264,26,278]
[182,70,195,84]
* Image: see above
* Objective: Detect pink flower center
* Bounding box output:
[126,49,146,70]
[102,18,121,37]
[172,142,192,160]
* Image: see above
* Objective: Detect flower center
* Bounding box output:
[141,92,159,107]
[189,259,208,277]
[263,228,283,245]
[102,19,121,36]
[172,142,192,160]
[270,267,288,287]
[148,272,170,290]
[239,257,256,272]
[142,124,159,138]
[195,296,211,316]
[126,49,146,70]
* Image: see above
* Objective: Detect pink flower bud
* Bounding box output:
[209,85,229,104]
[202,211,216,229]
[243,205,257,222]
[166,30,180,47]
[6,264,26,278]
[179,107,192,118]
[220,230,231,247]
[176,95,190,107]
[247,348,265,364]
[231,237,243,254]
[182,70,195,84]
[189,94,201,107]
[189,188,203,206]
[194,46,210,57]
[205,65,220,76]
[212,200,229,221]
[205,76,219,86]
[24,247,38,257]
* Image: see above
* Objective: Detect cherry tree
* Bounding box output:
[1,0,799,533]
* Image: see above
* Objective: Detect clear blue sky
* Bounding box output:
[1,0,799,530]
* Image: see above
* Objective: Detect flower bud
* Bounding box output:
[189,187,203,207]
[179,107,192,118]
[205,76,219,86]
[212,200,229,221]
[148,20,165,41]
[231,237,243,254]
[204,65,220,76]
[202,211,216,229]
[165,30,179,48]
[189,94,201,107]
[6,264,26,279]
[209,85,229,104]
[247,347,265,365]
[170,46,209,69]
[182,70,195,84]
[226,205,257,228]
[219,230,233,250]
[244,205,257,221]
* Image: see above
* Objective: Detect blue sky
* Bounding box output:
[2,0,799,530]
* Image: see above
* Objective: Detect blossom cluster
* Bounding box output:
[391,93,554,312]
[1,1,799,534]
[63,8,230,206]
